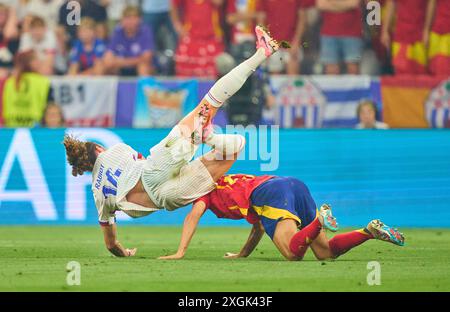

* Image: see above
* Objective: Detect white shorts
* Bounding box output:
[141,128,215,211]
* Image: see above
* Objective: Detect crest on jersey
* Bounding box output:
[426,79,450,128]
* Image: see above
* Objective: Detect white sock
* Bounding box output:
[205,134,245,156]
[204,48,267,108]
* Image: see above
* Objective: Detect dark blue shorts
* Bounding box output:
[250,177,318,240]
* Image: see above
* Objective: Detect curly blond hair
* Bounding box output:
[62,135,98,177]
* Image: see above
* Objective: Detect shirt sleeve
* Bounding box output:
[141,25,155,53]
[18,33,32,52]
[94,40,106,58]
[194,194,210,210]
[107,29,121,55]
[94,192,116,226]
[44,31,57,54]
[69,42,80,64]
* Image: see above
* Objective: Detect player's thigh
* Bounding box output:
[199,150,237,182]
[272,219,301,261]
[310,231,334,260]
[177,99,219,137]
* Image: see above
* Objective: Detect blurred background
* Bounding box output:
[0,0,449,228]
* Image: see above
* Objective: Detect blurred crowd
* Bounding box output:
[0,0,449,129]
[0,0,448,78]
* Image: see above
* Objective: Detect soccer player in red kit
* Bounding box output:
[159,174,405,261]
[382,0,435,75]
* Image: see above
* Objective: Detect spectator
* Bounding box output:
[58,0,108,43]
[381,0,431,75]
[0,3,19,78]
[142,0,177,52]
[171,0,232,78]
[19,15,57,75]
[355,100,388,129]
[103,6,154,76]
[428,0,450,76]
[227,0,258,46]
[2,50,50,127]
[22,0,64,31]
[103,0,139,30]
[41,102,65,127]
[256,0,312,75]
[68,17,106,75]
[316,0,363,75]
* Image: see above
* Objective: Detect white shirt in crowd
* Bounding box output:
[19,29,57,60]
[23,0,64,29]
[355,121,390,129]
[106,0,139,21]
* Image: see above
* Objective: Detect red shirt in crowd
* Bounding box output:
[195,174,274,224]
[172,0,225,41]
[320,2,363,38]
[256,0,314,41]
[432,0,450,35]
[393,0,427,43]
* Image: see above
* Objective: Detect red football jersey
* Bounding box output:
[256,0,314,41]
[195,174,274,224]
[173,0,224,40]
[393,0,427,43]
[432,0,450,34]
[320,5,363,38]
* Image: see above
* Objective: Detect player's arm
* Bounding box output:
[158,201,207,260]
[381,0,395,49]
[423,0,436,47]
[101,224,137,257]
[224,221,265,259]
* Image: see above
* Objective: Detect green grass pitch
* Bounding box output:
[0,226,449,292]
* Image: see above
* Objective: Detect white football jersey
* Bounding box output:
[91,143,160,225]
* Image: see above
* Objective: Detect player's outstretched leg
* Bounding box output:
[310,219,405,260]
[177,25,280,157]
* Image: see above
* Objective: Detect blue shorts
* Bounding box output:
[250,177,317,240]
[320,36,363,64]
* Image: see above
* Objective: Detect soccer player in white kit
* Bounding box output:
[63,26,280,257]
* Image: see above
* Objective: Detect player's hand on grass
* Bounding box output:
[158,252,184,260]
[223,252,242,259]
[126,248,137,257]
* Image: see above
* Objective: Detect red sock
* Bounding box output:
[328,229,373,258]
[289,218,322,259]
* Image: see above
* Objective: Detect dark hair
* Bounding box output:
[41,103,65,127]
[29,15,46,28]
[62,135,99,176]
[13,50,36,90]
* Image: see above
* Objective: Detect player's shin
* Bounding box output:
[328,229,373,258]
[288,217,323,259]
[203,48,268,109]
